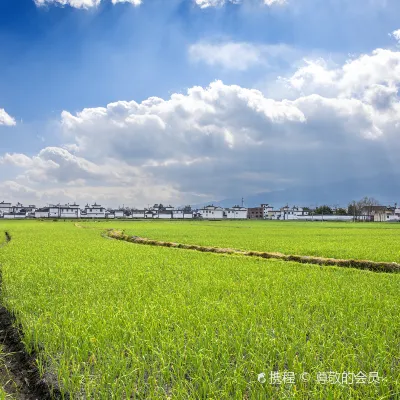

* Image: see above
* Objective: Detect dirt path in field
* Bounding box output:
[106,229,400,274]
[0,232,65,400]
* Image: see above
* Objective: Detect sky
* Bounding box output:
[1,0,400,208]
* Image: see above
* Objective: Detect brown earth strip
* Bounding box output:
[0,232,66,399]
[107,230,400,274]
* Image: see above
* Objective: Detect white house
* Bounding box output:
[198,206,224,219]
[106,212,115,219]
[183,212,193,219]
[59,203,81,218]
[4,211,27,219]
[13,202,25,213]
[0,201,12,216]
[172,210,184,219]
[49,205,61,218]
[84,203,106,219]
[158,211,173,219]
[145,210,157,219]
[131,210,145,218]
[261,204,274,219]
[224,206,248,219]
[113,210,125,219]
[35,208,50,218]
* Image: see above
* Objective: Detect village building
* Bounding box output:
[172,210,183,219]
[261,204,274,219]
[373,206,400,222]
[4,211,27,219]
[198,205,224,219]
[131,209,146,218]
[113,210,125,218]
[35,208,50,218]
[144,210,157,219]
[0,202,12,216]
[247,207,263,219]
[84,203,106,219]
[158,210,173,219]
[224,206,248,219]
[60,203,81,218]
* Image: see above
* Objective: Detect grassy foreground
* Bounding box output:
[86,219,400,263]
[0,221,399,399]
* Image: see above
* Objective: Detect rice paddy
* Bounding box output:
[88,219,400,263]
[0,220,399,399]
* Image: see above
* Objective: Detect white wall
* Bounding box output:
[49,208,60,218]
[225,210,247,219]
[4,214,26,219]
[297,215,354,221]
[60,211,80,218]
[199,210,224,219]
[159,214,172,219]
[35,212,49,218]
[86,212,106,218]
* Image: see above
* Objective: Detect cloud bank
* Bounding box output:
[3,43,400,206]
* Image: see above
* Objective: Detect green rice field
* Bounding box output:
[0,220,399,399]
[89,219,400,263]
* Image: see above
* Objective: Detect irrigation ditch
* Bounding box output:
[106,229,400,274]
[0,231,65,400]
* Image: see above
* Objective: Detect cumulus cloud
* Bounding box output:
[0,147,135,184]
[3,45,400,206]
[0,109,16,126]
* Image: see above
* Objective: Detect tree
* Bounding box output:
[315,205,333,215]
[335,208,348,215]
[348,197,381,220]
[183,205,192,213]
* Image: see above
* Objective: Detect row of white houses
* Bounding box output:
[0,202,248,220]
[2,200,400,221]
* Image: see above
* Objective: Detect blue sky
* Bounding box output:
[1,0,400,207]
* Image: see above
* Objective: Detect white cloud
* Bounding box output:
[34,0,140,8]
[111,0,141,4]
[33,0,285,9]
[189,42,266,71]
[390,29,400,42]
[0,109,16,126]
[264,0,286,4]
[194,0,285,8]
[4,45,400,207]
[189,41,297,71]
[194,0,238,8]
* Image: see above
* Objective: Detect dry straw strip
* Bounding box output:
[107,230,400,274]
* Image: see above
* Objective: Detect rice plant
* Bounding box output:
[0,221,399,399]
